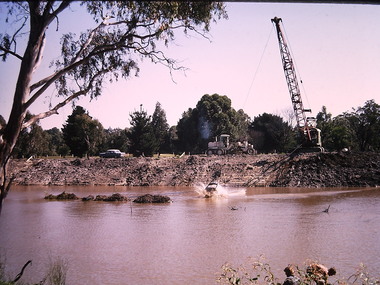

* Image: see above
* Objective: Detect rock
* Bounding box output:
[133,194,172,203]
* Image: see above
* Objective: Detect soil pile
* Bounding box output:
[272,152,380,187]
[8,152,380,188]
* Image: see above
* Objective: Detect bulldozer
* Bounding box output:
[206,134,256,155]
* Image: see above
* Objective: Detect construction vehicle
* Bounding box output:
[271,17,324,152]
[206,134,256,155]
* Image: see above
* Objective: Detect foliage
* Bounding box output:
[250,113,295,153]
[128,106,158,157]
[176,94,251,153]
[152,102,170,153]
[12,113,51,158]
[102,127,129,153]
[176,108,201,153]
[316,101,380,152]
[345,99,380,152]
[62,106,104,157]
[318,115,355,152]
[167,125,180,154]
[45,128,70,157]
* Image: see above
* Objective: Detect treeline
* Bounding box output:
[3,94,379,158]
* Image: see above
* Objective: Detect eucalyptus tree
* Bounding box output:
[0,1,227,211]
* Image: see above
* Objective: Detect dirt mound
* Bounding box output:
[272,152,380,187]
[133,194,172,203]
[7,152,380,188]
[44,191,79,200]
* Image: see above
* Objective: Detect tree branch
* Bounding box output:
[23,68,109,128]
[47,1,72,20]
[25,55,94,109]
[43,1,54,18]
[71,21,106,64]
[0,46,23,60]
[23,92,84,129]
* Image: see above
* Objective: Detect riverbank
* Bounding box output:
[8,152,380,188]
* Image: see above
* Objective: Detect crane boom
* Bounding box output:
[271,17,309,131]
[271,17,323,152]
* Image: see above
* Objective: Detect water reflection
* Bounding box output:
[0,186,379,284]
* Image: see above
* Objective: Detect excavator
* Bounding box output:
[271,17,324,153]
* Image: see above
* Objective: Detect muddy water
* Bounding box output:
[0,186,379,284]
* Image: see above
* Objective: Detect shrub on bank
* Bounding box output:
[217,257,379,285]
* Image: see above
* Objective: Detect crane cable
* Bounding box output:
[243,26,274,109]
[280,20,312,113]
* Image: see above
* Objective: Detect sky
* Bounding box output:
[0,2,379,130]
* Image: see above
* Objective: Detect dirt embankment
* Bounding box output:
[7,152,380,188]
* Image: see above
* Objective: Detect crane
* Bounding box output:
[271,17,324,152]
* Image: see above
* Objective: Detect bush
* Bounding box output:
[217,256,379,285]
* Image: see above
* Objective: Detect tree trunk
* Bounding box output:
[0,3,49,214]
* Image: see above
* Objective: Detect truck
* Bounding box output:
[206,134,256,155]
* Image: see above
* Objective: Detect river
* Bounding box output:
[0,185,379,284]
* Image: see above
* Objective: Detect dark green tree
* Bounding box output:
[128,106,157,157]
[152,102,170,154]
[324,115,354,151]
[197,94,236,138]
[316,106,354,151]
[62,106,104,157]
[176,108,200,153]
[12,113,51,158]
[168,125,180,154]
[103,128,129,153]
[316,106,332,143]
[46,127,70,156]
[177,94,251,153]
[0,1,227,212]
[316,106,335,150]
[350,100,380,151]
[250,113,295,153]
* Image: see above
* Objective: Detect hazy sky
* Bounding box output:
[1,2,379,130]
